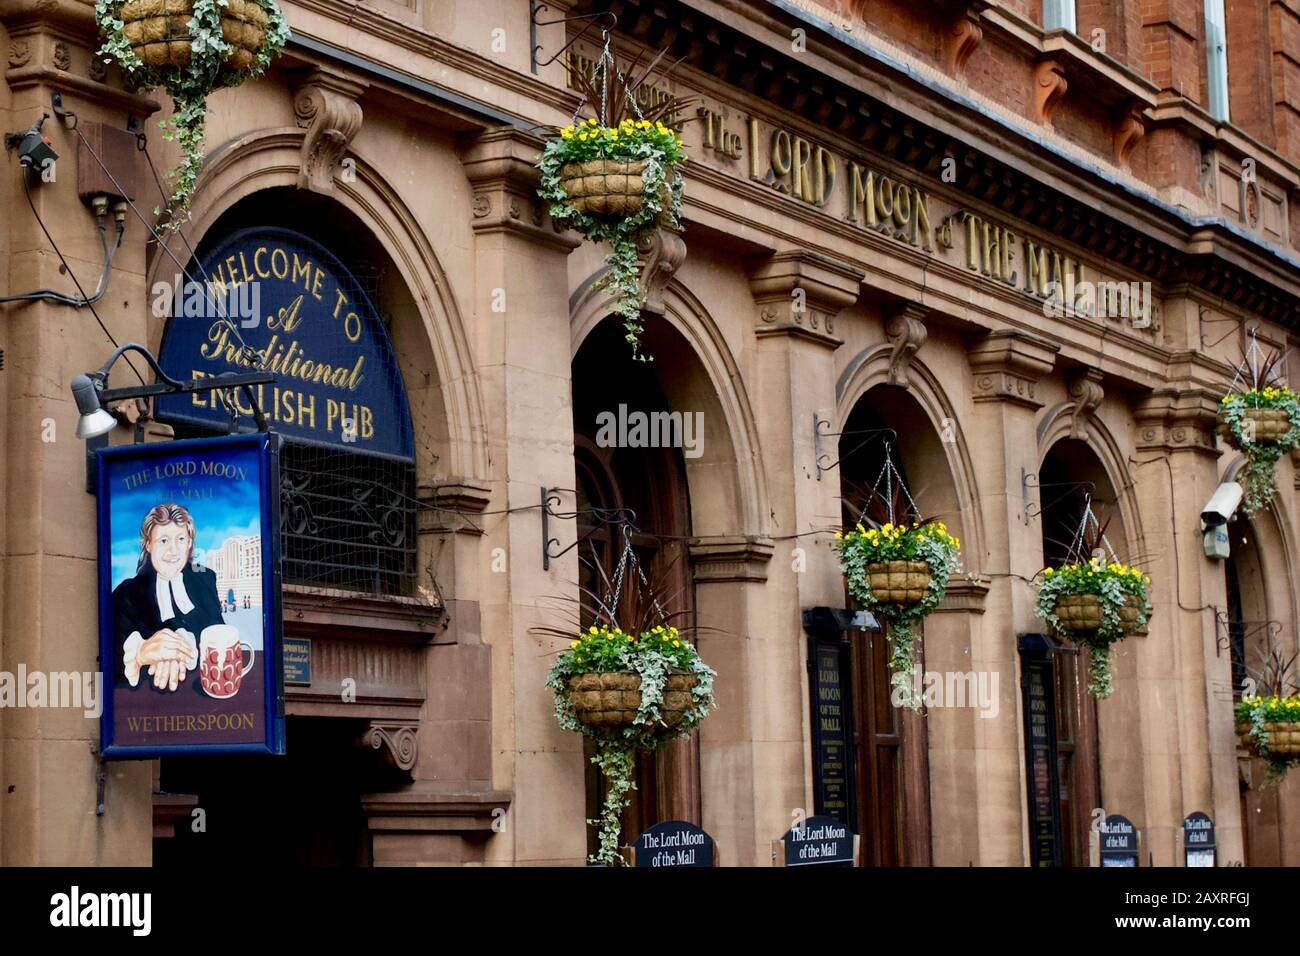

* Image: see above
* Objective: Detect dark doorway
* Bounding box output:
[154,717,392,866]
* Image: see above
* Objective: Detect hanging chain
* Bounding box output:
[860,442,921,526]
[599,523,668,628]
[1066,493,1120,566]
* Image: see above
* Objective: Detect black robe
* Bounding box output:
[111,564,225,688]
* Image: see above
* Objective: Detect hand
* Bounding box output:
[137,630,192,692]
[147,658,188,692]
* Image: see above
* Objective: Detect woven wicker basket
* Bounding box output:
[864,560,931,606]
[567,670,697,730]
[1238,719,1300,756]
[1217,406,1294,445]
[1053,592,1143,635]
[118,0,269,70]
[557,158,679,219]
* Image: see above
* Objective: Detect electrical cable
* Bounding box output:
[1133,454,1217,615]
[16,173,145,385]
[0,199,123,306]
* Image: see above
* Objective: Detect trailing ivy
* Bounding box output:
[95,0,289,226]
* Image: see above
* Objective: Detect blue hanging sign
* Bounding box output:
[97,433,285,758]
[155,227,415,462]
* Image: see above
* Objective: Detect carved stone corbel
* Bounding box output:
[944,1,989,77]
[364,721,418,774]
[883,301,929,388]
[293,68,368,196]
[1067,367,1104,439]
[1031,59,1068,127]
[1113,100,1146,169]
[637,228,687,317]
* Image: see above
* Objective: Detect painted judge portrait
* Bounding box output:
[111,503,225,692]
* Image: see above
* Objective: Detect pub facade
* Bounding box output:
[2,0,1300,866]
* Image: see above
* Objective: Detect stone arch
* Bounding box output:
[569,275,769,536]
[1035,405,1147,564]
[835,344,987,572]
[143,128,488,482]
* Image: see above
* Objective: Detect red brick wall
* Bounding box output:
[1141,0,1205,102]
[1225,0,1275,145]
[1078,0,1146,71]
[1271,1,1300,162]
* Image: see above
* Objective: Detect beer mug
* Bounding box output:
[199,624,255,699]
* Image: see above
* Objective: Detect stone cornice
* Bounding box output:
[288,0,582,122]
[689,535,775,582]
[966,328,1060,408]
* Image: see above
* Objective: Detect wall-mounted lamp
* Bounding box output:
[69,342,275,491]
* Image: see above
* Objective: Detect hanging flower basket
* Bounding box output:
[536,46,690,361]
[566,669,698,729]
[546,623,715,865]
[833,521,961,712]
[95,0,289,224]
[1236,695,1300,783]
[1217,386,1300,515]
[1035,560,1151,700]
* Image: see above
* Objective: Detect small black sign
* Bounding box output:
[283,637,312,686]
[1183,812,1215,867]
[633,821,715,867]
[783,815,855,867]
[1098,814,1138,867]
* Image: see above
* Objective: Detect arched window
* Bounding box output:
[155,215,418,597]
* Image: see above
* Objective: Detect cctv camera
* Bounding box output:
[1200,481,1244,529]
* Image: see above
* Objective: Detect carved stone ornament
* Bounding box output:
[8,40,32,68]
[1113,102,1146,169]
[52,42,70,71]
[637,228,687,316]
[89,54,108,83]
[884,301,929,388]
[1032,59,1068,126]
[364,721,418,773]
[1067,368,1104,439]
[293,69,367,197]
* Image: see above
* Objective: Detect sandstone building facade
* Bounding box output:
[2,0,1300,865]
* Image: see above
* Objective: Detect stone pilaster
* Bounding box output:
[458,128,581,865]
[700,250,860,865]
[1,0,157,865]
[1132,386,1237,865]
[963,329,1059,865]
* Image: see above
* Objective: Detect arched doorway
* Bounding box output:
[1034,437,1118,866]
[836,384,941,866]
[571,319,699,854]
[149,189,442,865]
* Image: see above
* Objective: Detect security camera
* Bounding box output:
[1200,481,1244,528]
[1200,481,1243,559]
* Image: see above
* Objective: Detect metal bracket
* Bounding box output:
[540,486,636,570]
[95,752,107,815]
[813,414,896,481]
[530,0,617,74]
[50,91,76,129]
[1021,470,1096,523]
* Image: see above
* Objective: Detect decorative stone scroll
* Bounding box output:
[883,301,929,388]
[293,68,367,197]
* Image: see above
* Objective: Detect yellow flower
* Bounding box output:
[589,626,598,635]
[587,117,597,126]
[570,640,579,648]
[1043,568,1054,576]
